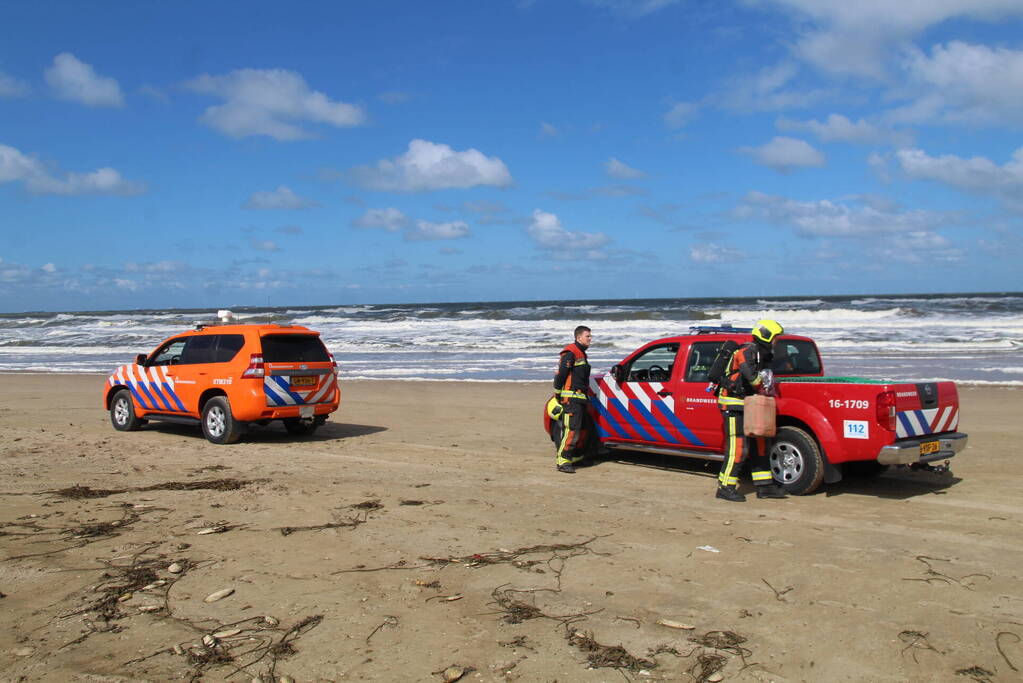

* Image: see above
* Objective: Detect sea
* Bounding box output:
[1,293,1021,385]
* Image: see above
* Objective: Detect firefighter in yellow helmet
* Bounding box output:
[715,319,787,502]
[553,325,593,473]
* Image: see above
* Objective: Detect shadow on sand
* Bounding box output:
[138,420,387,444]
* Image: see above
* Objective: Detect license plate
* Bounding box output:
[920,440,940,455]
[291,376,317,387]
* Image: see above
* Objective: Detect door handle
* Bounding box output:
[657,390,671,396]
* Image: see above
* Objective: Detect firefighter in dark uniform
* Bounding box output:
[716,319,788,502]
[553,325,593,473]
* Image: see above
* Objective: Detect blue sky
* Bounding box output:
[1,0,1021,312]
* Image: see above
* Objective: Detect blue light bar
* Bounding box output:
[689,325,754,335]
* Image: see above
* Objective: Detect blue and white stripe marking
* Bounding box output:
[263,375,335,406]
[113,364,186,412]
[896,406,958,438]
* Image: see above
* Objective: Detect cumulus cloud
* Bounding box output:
[0,70,29,97]
[404,220,470,242]
[44,53,123,107]
[892,147,1023,210]
[776,113,910,146]
[527,209,609,259]
[690,243,744,263]
[734,190,955,237]
[604,157,646,179]
[891,41,1023,125]
[740,136,825,173]
[766,0,1023,78]
[351,207,409,231]
[0,143,145,196]
[716,62,830,113]
[242,186,319,210]
[348,139,513,192]
[185,68,366,140]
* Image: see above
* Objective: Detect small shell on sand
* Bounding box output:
[656,619,695,630]
[263,616,279,627]
[117,593,133,602]
[203,588,234,603]
[707,673,724,682]
[167,563,183,574]
[138,605,162,613]
[202,635,216,647]
[14,647,34,657]
[197,526,225,535]
[142,580,167,590]
[213,628,242,638]
[442,666,466,682]
[172,644,185,655]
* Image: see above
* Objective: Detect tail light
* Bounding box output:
[329,352,338,373]
[875,390,896,431]
[241,354,265,378]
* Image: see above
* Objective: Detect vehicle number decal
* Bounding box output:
[830,399,869,410]
[843,420,869,439]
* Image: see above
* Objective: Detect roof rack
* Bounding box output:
[689,324,753,335]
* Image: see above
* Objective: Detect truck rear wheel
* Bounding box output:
[770,426,825,495]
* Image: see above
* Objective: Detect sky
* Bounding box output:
[1,0,1022,312]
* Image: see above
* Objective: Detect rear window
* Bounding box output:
[772,339,821,375]
[260,334,330,362]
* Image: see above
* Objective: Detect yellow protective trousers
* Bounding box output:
[556,401,589,465]
[718,409,773,487]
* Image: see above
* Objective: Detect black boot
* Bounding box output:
[756,484,788,499]
[556,463,576,474]
[715,485,746,502]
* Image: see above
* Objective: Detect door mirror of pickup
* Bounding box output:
[135,354,148,366]
[610,364,623,383]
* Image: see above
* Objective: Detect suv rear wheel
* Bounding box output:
[202,396,244,444]
[110,389,144,431]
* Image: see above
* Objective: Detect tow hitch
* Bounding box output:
[910,460,952,475]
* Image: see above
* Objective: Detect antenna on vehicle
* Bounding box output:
[218,309,234,323]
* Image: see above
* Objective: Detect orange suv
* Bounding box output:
[104,314,340,444]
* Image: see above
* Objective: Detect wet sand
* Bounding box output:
[1,376,1021,681]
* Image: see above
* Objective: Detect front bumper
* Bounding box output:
[877,432,968,466]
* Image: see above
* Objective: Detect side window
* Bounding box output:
[179,335,216,364]
[213,334,245,363]
[772,340,821,375]
[149,338,188,366]
[685,341,723,383]
[624,344,679,382]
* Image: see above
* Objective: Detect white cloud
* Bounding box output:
[892,41,1023,125]
[690,243,744,263]
[44,53,123,107]
[0,70,29,97]
[242,186,319,210]
[0,144,146,196]
[715,62,829,113]
[740,136,825,173]
[352,207,409,231]
[583,0,681,16]
[539,122,559,138]
[735,190,955,237]
[763,0,1023,78]
[527,209,609,259]
[664,101,698,129]
[776,113,910,146]
[41,262,57,273]
[404,220,470,242]
[604,157,646,179]
[348,139,513,192]
[250,239,281,252]
[893,148,1023,210]
[185,68,366,140]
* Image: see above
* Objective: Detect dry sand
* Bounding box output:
[0,375,1021,682]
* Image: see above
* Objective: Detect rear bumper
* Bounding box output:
[877,432,968,466]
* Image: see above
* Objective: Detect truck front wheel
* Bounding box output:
[770,426,825,495]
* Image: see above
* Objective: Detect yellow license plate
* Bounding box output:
[920,440,940,455]
[290,376,317,387]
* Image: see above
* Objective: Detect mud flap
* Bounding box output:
[823,458,843,484]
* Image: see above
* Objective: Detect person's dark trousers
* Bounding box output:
[556,401,589,466]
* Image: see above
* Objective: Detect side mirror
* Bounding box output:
[135,354,147,366]
[610,364,623,383]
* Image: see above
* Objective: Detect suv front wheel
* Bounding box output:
[202,396,244,444]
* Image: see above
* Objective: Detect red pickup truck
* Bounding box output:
[553,326,968,494]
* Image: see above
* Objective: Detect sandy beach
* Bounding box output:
[1,375,1021,682]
